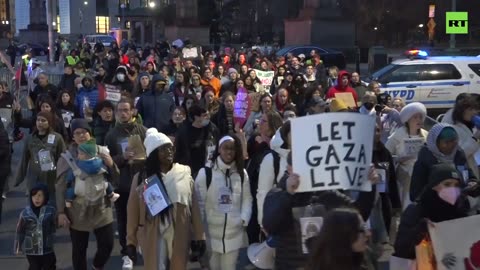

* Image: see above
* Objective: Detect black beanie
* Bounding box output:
[70,118,92,135]
[427,163,463,189]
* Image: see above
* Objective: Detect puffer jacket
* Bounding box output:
[75,76,100,118]
[195,157,253,254]
[256,128,290,227]
[451,121,480,179]
[15,185,56,255]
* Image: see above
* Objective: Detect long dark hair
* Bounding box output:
[306,208,365,270]
[212,134,245,173]
[452,93,480,125]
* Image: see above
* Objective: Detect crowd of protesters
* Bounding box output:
[1,37,480,270]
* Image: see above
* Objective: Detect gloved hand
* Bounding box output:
[126,244,137,264]
[190,240,206,262]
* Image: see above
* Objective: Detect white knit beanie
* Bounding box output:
[144,128,173,157]
[399,102,427,124]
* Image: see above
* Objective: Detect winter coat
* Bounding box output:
[127,164,205,270]
[243,111,263,140]
[136,77,175,133]
[58,73,79,93]
[325,70,359,104]
[174,122,220,177]
[451,121,480,179]
[201,77,222,97]
[14,111,69,142]
[15,204,56,255]
[30,83,59,104]
[104,122,147,193]
[195,158,253,254]
[75,86,100,118]
[373,141,402,209]
[55,144,119,232]
[265,172,376,270]
[352,81,368,101]
[15,131,66,194]
[0,119,11,178]
[92,118,115,146]
[256,129,290,227]
[211,105,235,137]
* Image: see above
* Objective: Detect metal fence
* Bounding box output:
[0,67,63,90]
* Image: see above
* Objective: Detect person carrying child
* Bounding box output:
[15,183,57,270]
[63,138,120,210]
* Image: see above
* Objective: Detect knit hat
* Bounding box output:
[399,102,426,124]
[139,72,150,80]
[329,98,348,112]
[144,128,173,157]
[437,126,458,142]
[78,139,97,158]
[427,163,462,189]
[228,68,238,75]
[70,118,92,134]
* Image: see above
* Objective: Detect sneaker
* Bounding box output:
[122,255,133,270]
[109,193,120,203]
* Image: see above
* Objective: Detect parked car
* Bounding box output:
[16,43,49,57]
[84,35,116,48]
[276,45,346,69]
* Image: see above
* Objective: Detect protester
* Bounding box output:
[325,70,359,105]
[163,106,187,142]
[385,102,428,209]
[92,100,115,145]
[174,104,220,176]
[0,118,11,223]
[30,73,59,104]
[195,135,253,270]
[15,183,57,269]
[393,164,469,263]
[75,76,99,121]
[305,208,374,270]
[15,111,66,195]
[104,98,147,265]
[200,86,220,116]
[244,93,274,140]
[274,88,293,114]
[171,71,192,106]
[211,91,236,136]
[410,123,478,201]
[56,118,118,270]
[201,68,222,97]
[351,72,368,100]
[133,72,151,98]
[126,128,205,269]
[391,97,405,112]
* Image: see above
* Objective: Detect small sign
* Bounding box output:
[429,4,436,18]
[446,12,468,34]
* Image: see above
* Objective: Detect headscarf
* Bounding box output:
[426,123,458,163]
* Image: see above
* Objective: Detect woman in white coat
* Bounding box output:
[195,134,253,270]
[446,94,480,179]
[385,102,428,209]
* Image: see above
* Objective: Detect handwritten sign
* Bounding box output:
[291,113,375,193]
[254,69,274,93]
[334,92,356,108]
[233,87,251,128]
[403,137,424,157]
[428,215,480,270]
[104,84,121,104]
[249,92,262,112]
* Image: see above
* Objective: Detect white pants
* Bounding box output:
[209,250,239,270]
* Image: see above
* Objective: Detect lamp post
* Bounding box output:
[449,0,456,49]
[120,3,126,29]
[46,0,54,63]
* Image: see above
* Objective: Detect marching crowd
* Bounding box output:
[0,38,480,270]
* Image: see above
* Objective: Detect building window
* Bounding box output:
[96,16,110,33]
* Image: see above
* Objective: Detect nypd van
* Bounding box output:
[370,51,480,111]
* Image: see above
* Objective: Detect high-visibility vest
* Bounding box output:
[66,55,79,66]
[22,55,30,66]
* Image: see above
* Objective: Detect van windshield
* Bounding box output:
[98,36,115,43]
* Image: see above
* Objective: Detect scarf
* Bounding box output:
[426,123,458,163]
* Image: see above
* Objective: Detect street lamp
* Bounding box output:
[84,1,88,5]
[374,27,378,31]
[418,24,424,28]
[120,3,126,28]
[149,1,155,8]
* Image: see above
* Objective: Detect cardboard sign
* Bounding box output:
[291,113,375,193]
[105,84,121,103]
[428,215,480,270]
[254,69,274,93]
[182,47,199,59]
[334,92,356,108]
[249,92,262,112]
[233,87,251,128]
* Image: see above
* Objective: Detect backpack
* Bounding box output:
[61,150,107,206]
[205,166,245,190]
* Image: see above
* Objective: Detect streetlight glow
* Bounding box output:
[374,27,378,31]
[84,1,88,5]
[149,1,155,8]
[419,24,424,28]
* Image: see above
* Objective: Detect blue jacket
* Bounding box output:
[136,76,175,132]
[75,85,99,118]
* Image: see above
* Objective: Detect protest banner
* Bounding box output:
[428,215,480,270]
[291,113,375,193]
[233,87,251,128]
[104,84,121,104]
[254,69,274,93]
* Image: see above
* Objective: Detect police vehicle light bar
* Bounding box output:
[406,49,428,59]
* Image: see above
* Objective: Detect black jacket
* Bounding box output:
[211,105,234,137]
[263,173,376,270]
[30,84,59,104]
[410,146,475,201]
[373,142,401,210]
[58,73,79,93]
[92,118,115,146]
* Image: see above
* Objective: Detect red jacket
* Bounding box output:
[325,70,359,105]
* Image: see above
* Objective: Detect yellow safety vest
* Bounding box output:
[66,55,80,66]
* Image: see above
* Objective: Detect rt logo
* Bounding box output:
[446,12,468,34]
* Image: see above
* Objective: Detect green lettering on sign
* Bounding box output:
[446,12,468,34]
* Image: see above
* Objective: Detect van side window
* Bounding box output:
[423,64,462,80]
[468,64,480,76]
[380,64,424,82]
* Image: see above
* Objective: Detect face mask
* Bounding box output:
[438,187,461,205]
[116,73,125,82]
[201,119,210,127]
[363,102,374,111]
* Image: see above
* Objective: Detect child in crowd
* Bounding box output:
[65,139,119,208]
[15,183,57,270]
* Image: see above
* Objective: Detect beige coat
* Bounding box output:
[126,163,204,270]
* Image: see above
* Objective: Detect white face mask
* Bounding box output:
[201,119,210,127]
[116,73,125,82]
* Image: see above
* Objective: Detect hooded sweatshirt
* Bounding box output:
[256,128,290,226]
[75,76,99,118]
[410,123,475,201]
[136,74,175,133]
[325,70,359,104]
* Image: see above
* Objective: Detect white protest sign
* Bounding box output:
[428,215,480,270]
[254,69,274,92]
[291,113,375,193]
[104,84,121,103]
